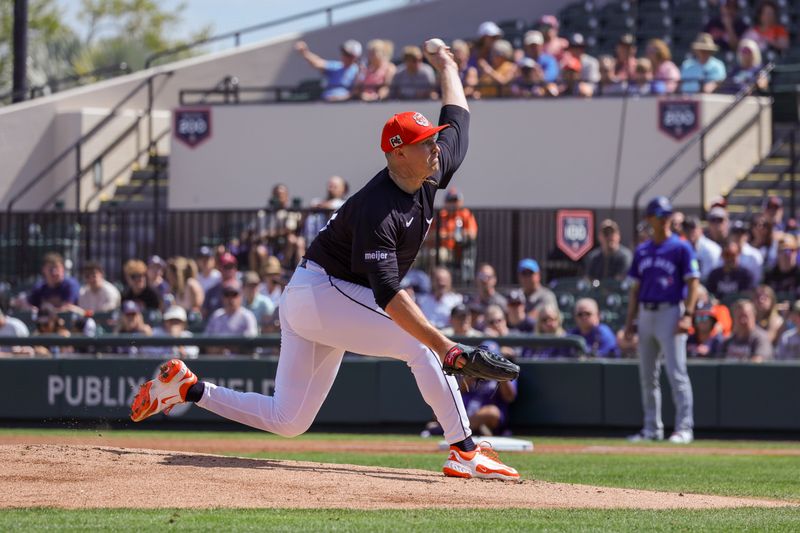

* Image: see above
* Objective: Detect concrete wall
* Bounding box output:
[0,0,572,209]
[168,95,771,210]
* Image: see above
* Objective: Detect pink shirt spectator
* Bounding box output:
[357,61,393,100]
[655,61,681,93]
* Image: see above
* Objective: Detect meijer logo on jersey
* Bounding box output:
[364,250,389,262]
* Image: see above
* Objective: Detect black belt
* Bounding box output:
[641,302,678,310]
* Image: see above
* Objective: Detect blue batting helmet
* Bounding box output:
[645,196,673,218]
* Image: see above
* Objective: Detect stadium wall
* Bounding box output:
[168,95,771,210]
[0,0,571,210]
[1,358,797,431]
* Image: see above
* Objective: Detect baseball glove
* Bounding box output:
[442,343,520,381]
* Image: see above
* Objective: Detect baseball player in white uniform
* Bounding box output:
[131,40,519,481]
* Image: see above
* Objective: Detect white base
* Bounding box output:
[438,436,534,452]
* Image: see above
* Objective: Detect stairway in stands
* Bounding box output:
[724,125,800,218]
[98,154,169,211]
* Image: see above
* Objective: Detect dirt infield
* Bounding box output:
[0,444,795,510]
[0,433,798,456]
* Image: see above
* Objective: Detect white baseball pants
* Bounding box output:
[197,260,472,443]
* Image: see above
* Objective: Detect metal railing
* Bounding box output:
[144,0,404,69]
[632,63,775,237]
[5,71,173,216]
[0,63,132,106]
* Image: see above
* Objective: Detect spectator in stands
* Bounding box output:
[523,304,570,359]
[204,284,258,355]
[476,39,517,98]
[583,219,632,281]
[565,33,600,86]
[750,213,778,271]
[203,252,240,317]
[196,246,221,294]
[510,57,547,97]
[742,0,789,54]
[516,258,557,320]
[258,256,285,311]
[682,216,722,283]
[26,252,80,312]
[353,39,395,102]
[762,195,786,231]
[539,14,568,60]
[451,39,479,99]
[707,240,756,298]
[765,233,800,295]
[303,176,349,245]
[597,55,624,95]
[78,261,120,313]
[719,299,773,361]
[122,259,161,311]
[242,270,276,333]
[416,267,463,329]
[0,308,32,356]
[614,34,637,82]
[114,300,153,355]
[754,284,784,344]
[431,188,478,277]
[459,340,517,437]
[729,220,765,284]
[569,297,619,357]
[628,58,654,96]
[681,33,727,94]
[165,257,204,314]
[146,256,170,301]
[728,39,769,92]
[687,303,725,357]
[440,303,481,338]
[776,300,800,359]
[483,304,510,337]
[471,21,504,71]
[522,31,560,84]
[558,55,593,97]
[506,289,534,333]
[294,39,362,101]
[472,263,508,312]
[142,305,199,359]
[646,39,681,95]
[389,45,436,100]
[706,205,730,245]
[704,0,748,52]
[32,309,71,357]
[261,183,305,269]
[316,175,348,211]
[695,283,734,336]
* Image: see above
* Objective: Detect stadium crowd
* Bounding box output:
[294,2,786,102]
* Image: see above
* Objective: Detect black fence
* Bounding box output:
[0,207,642,289]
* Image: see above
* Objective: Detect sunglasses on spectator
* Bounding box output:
[519,270,535,276]
[223,292,240,298]
[488,318,504,325]
[222,264,237,269]
[540,315,556,322]
[129,273,145,280]
[576,311,593,317]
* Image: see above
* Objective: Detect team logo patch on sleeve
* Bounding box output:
[364,250,390,262]
[690,259,700,274]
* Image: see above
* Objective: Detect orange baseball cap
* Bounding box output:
[380,111,449,153]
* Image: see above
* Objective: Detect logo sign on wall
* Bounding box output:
[658,100,700,141]
[174,108,212,148]
[556,210,594,262]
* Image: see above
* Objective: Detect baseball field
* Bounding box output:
[1,428,799,531]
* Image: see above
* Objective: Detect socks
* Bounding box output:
[185,382,205,403]
[451,436,476,452]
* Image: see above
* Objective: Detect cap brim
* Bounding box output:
[408,124,449,146]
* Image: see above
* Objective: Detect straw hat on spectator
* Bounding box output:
[691,33,719,53]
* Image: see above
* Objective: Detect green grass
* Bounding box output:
[2,508,800,532]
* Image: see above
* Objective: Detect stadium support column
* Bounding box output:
[12,0,28,103]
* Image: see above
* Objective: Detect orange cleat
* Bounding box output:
[130,359,198,422]
[442,443,520,481]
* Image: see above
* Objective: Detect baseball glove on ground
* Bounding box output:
[442,344,520,381]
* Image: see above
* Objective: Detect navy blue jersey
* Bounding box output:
[305,105,469,308]
[628,235,700,304]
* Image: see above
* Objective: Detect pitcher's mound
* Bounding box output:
[0,444,790,510]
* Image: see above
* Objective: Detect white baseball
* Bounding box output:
[425,38,446,54]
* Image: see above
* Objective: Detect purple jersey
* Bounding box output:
[629,235,700,304]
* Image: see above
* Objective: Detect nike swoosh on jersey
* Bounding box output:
[426,218,433,225]
[405,217,414,227]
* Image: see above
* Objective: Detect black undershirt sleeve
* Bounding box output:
[434,105,470,190]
